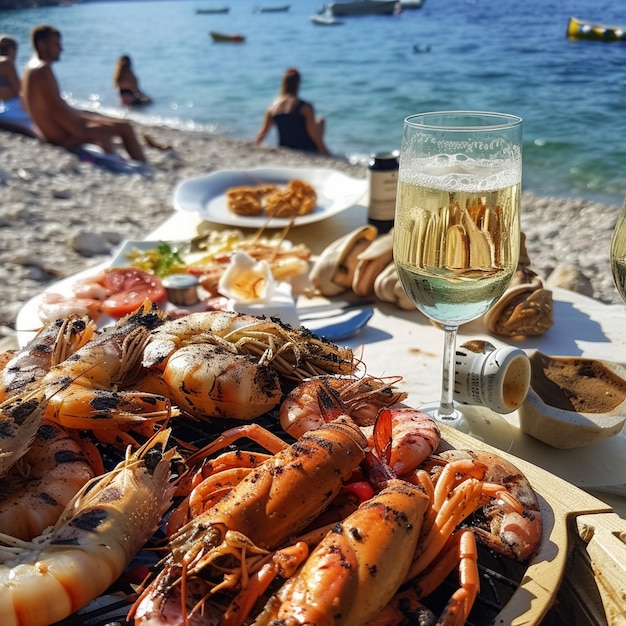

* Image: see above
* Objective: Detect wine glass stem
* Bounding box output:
[439,324,459,420]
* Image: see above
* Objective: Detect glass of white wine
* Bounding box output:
[393,111,522,448]
[610,198,626,303]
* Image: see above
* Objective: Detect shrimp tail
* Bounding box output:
[0,388,51,477]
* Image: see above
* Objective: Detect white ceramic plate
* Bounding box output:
[173,166,367,228]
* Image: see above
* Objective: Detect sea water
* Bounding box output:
[2,0,626,205]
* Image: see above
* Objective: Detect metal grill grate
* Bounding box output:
[51,555,526,626]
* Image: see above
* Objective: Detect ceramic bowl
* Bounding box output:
[518,350,626,449]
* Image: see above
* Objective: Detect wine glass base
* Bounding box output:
[419,402,514,452]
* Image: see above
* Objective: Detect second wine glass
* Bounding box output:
[610,197,626,304]
[393,111,523,447]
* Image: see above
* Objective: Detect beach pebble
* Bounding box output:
[52,187,72,200]
[71,231,114,256]
[1,125,623,349]
[546,264,594,297]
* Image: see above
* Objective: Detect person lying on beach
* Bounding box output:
[22,25,146,162]
[0,34,36,136]
[255,67,330,156]
[113,55,152,107]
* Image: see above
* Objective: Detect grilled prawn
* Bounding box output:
[131,416,368,625]
[0,428,181,626]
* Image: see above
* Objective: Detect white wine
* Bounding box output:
[394,112,521,445]
[394,177,520,325]
[611,256,626,303]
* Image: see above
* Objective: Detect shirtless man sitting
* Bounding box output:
[22,25,146,162]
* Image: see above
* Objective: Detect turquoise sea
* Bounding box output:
[2,0,626,205]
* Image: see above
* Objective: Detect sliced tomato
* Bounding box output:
[99,267,167,318]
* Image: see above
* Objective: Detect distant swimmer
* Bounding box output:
[413,44,431,53]
[113,55,152,106]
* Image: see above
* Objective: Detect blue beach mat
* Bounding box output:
[1,109,149,175]
[68,144,150,175]
[0,98,37,137]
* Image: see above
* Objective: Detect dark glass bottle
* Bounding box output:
[367,151,399,234]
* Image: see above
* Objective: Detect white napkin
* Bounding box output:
[219,251,300,327]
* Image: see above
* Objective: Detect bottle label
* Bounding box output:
[368,169,398,221]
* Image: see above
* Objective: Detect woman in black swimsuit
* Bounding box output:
[113,55,151,106]
[255,68,330,155]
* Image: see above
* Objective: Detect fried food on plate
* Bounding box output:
[226,185,276,216]
[226,179,317,218]
[265,179,317,217]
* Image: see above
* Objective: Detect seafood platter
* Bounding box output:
[5,187,626,625]
[0,303,582,626]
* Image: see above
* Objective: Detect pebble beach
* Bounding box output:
[1,124,623,350]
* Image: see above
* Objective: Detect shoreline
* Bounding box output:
[1,123,624,345]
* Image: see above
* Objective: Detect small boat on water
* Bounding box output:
[567,16,626,42]
[196,6,230,13]
[326,0,398,17]
[209,31,246,43]
[310,11,344,25]
[254,5,290,12]
[398,0,425,9]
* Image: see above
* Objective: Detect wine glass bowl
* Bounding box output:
[610,198,626,304]
[393,111,523,447]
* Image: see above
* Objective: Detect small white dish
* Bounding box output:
[227,282,300,329]
[110,240,190,268]
[173,166,367,228]
[519,350,626,449]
